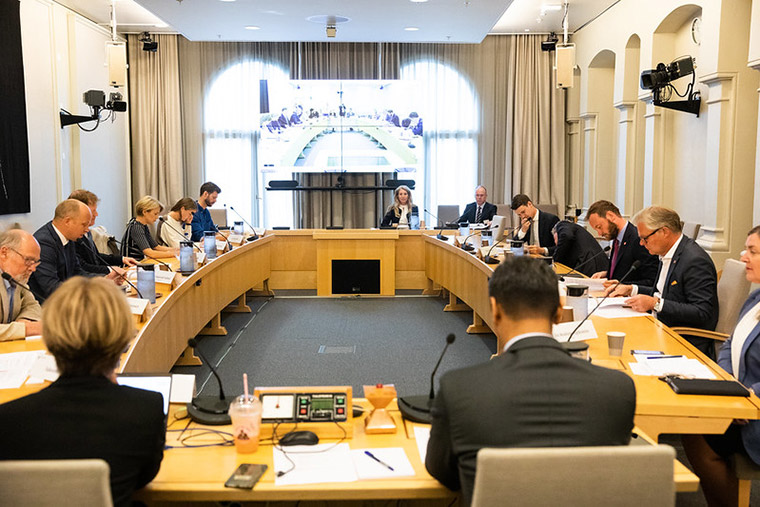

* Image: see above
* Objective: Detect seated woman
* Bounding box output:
[121,196,178,261]
[381,185,418,228]
[0,277,165,507]
[158,197,197,249]
[684,225,760,506]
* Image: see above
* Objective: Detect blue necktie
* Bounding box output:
[6,285,15,324]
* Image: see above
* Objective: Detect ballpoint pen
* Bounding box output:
[364,450,394,471]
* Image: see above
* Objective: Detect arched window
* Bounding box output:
[400,60,479,215]
[204,61,289,226]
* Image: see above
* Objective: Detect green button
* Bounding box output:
[300,398,307,404]
[336,397,344,403]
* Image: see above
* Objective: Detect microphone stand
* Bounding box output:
[158,217,202,252]
[82,240,146,299]
[214,223,234,253]
[398,334,456,424]
[226,204,260,241]
[1,273,46,303]
[423,208,449,241]
[483,238,507,264]
[186,338,232,425]
[460,231,480,252]
[565,260,641,342]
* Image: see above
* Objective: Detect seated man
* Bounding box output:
[29,200,120,301]
[426,256,636,506]
[0,230,42,340]
[552,220,608,277]
[457,186,497,225]
[608,206,719,357]
[510,193,560,255]
[68,189,136,275]
[586,200,658,286]
[191,181,222,242]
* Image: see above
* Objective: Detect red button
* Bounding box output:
[300,408,307,415]
[337,408,344,415]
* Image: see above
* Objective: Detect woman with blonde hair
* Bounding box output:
[0,277,165,506]
[121,195,178,260]
[381,185,418,228]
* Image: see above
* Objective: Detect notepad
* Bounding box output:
[273,443,358,485]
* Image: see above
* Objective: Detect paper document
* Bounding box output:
[154,270,175,285]
[351,448,415,480]
[273,443,358,485]
[562,277,607,292]
[414,425,431,464]
[126,298,150,315]
[227,234,244,244]
[552,320,598,342]
[589,297,647,319]
[0,351,45,389]
[26,353,59,384]
[169,374,196,403]
[634,355,717,379]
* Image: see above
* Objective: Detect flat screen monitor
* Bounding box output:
[490,215,507,243]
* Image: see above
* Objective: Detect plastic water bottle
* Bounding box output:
[136,264,156,303]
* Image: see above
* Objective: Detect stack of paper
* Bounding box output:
[0,351,47,389]
[588,297,647,319]
[630,354,717,379]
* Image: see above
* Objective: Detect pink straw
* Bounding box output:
[243,373,249,400]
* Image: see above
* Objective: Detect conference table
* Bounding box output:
[5,228,758,502]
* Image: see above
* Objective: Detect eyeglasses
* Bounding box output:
[640,227,662,244]
[7,248,41,267]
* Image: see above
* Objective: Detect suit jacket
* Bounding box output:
[637,235,719,331]
[425,336,636,506]
[553,221,607,277]
[517,209,560,255]
[717,289,760,465]
[381,205,419,227]
[29,222,90,302]
[0,276,41,341]
[457,202,497,224]
[0,375,165,507]
[607,222,659,286]
[75,232,123,275]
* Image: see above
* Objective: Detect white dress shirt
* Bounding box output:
[631,235,683,313]
[52,223,69,246]
[503,332,554,353]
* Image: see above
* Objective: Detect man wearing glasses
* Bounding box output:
[607,206,719,357]
[0,229,42,340]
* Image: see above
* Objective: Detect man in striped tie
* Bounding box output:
[457,186,497,225]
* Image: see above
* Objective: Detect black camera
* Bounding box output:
[640,57,695,90]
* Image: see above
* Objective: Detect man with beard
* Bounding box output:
[0,229,42,340]
[191,181,222,242]
[586,200,658,286]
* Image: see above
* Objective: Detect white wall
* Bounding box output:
[0,0,131,237]
[569,0,758,266]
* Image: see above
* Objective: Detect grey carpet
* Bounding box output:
[173,296,496,399]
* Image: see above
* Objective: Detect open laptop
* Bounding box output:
[116,373,173,426]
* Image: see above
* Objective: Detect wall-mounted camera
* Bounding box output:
[60,89,128,129]
[139,32,158,52]
[640,56,701,116]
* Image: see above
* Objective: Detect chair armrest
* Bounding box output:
[670,327,729,342]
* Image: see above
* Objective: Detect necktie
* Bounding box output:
[475,206,482,223]
[6,285,15,324]
[609,239,620,278]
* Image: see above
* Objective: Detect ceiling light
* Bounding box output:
[404,27,419,31]
[524,28,530,32]
[410,0,428,2]
[245,25,260,30]
[219,0,236,2]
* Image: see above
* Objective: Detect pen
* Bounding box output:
[646,355,684,360]
[364,450,394,471]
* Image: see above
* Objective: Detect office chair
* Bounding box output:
[0,459,113,506]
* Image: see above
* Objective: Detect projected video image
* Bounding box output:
[258,80,423,176]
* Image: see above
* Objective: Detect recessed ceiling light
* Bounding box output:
[245,25,261,30]
[219,0,236,2]
[405,26,419,31]
[410,0,428,3]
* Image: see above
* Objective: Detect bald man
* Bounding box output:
[0,230,42,340]
[29,200,120,301]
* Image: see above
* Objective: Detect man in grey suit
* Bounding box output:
[425,256,636,506]
[0,229,42,340]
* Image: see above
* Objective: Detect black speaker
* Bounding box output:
[385,179,415,189]
[268,180,299,189]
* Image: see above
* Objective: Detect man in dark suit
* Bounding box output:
[69,189,136,275]
[586,200,658,286]
[29,200,120,301]
[426,257,636,506]
[552,221,608,276]
[510,193,560,255]
[609,206,719,357]
[457,186,497,225]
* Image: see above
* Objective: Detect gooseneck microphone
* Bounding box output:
[483,238,507,265]
[213,223,234,253]
[1,272,44,302]
[186,338,232,425]
[225,204,259,241]
[113,235,174,272]
[460,231,480,252]
[157,217,202,252]
[422,208,449,241]
[565,260,641,343]
[559,245,611,280]
[398,333,456,424]
[81,240,145,299]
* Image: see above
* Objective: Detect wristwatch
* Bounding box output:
[653,296,664,313]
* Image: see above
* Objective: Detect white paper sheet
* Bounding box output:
[561,277,608,292]
[552,320,598,342]
[26,353,59,384]
[636,355,717,379]
[588,297,648,319]
[273,443,358,485]
[351,448,415,480]
[154,270,176,285]
[414,426,431,464]
[169,374,196,403]
[0,351,45,389]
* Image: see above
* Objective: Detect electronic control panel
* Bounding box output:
[257,387,351,423]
